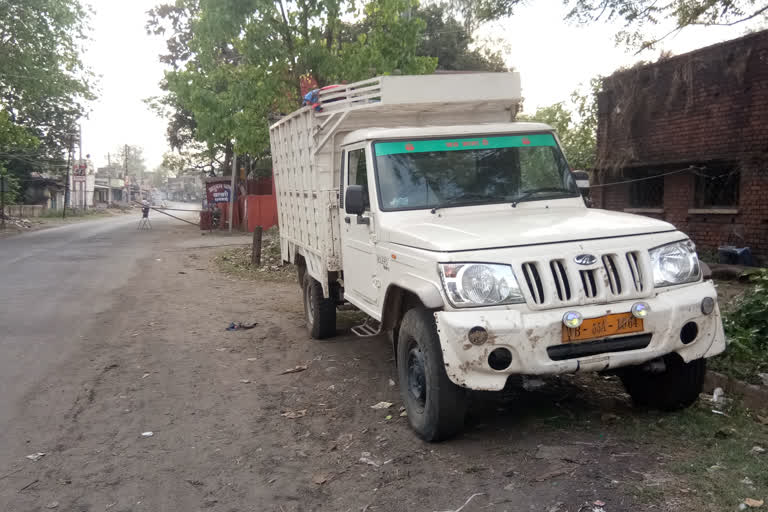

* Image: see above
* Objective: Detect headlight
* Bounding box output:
[649,240,701,287]
[439,263,525,307]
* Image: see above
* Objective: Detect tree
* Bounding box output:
[518,78,599,170]
[415,4,508,72]
[0,0,96,156]
[565,0,768,51]
[1,109,39,204]
[114,145,148,177]
[0,0,95,206]
[147,0,436,173]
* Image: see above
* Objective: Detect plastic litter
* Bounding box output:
[25,452,46,461]
[45,501,59,509]
[744,498,764,508]
[225,321,258,331]
[750,445,765,455]
[712,387,725,404]
[141,432,154,438]
[370,401,393,410]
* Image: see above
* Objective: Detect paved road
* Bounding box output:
[0,206,198,464]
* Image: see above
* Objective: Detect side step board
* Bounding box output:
[351,318,382,338]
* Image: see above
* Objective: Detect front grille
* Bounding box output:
[579,269,598,298]
[521,262,544,304]
[518,251,649,307]
[626,251,644,292]
[549,260,571,301]
[602,255,622,295]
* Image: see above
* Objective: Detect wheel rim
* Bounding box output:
[406,341,427,410]
[305,282,315,326]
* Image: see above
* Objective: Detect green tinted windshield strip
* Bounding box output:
[374,134,556,156]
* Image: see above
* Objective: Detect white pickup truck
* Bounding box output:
[269,73,726,441]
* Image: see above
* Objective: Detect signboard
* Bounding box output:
[206,179,232,204]
[73,175,86,182]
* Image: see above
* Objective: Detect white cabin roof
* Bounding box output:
[341,122,555,146]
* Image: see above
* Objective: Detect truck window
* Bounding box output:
[348,149,370,210]
[373,133,578,211]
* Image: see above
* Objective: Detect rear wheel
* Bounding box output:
[302,273,336,339]
[397,308,467,441]
[620,354,706,411]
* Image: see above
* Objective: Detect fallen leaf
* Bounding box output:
[757,415,768,426]
[400,411,408,417]
[744,498,764,508]
[370,401,393,410]
[239,379,251,384]
[385,415,392,420]
[279,365,308,375]
[45,501,59,509]
[281,409,307,419]
[312,473,330,485]
[247,358,257,362]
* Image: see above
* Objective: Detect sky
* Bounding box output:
[80,0,755,170]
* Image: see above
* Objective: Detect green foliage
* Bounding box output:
[149,0,506,172]
[518,78,599,170]
[415,4,508,72]
[0,0,96,155]
[565,0,768,51]
[1,109,39,204]
[715,269,768,382]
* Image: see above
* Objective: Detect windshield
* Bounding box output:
[373,133,579,211]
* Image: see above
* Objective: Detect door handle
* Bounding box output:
[344,216,351,224]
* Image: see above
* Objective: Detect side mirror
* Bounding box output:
[345,185,366,215]
[572,170,590,191]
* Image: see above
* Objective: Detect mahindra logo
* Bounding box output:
[574,254,597,266]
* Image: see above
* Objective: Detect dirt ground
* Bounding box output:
[2,229,766,512]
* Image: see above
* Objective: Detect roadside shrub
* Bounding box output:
[716,269,768,382]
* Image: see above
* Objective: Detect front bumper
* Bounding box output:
[435,281,726,391]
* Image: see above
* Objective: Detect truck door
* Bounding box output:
[341,146,379,309]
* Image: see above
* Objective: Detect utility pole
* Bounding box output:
[63,134,73,219]
[79,125,84,211]
[228,154,236,233]
[124,144,129,203]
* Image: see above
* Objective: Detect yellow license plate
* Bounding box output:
[562,312,644,343]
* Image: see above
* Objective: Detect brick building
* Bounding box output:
[592,30,768,263]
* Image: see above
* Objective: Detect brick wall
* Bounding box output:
[595,30,768,262]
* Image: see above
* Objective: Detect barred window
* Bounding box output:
[628,172,664,208]
[694,168,739,208]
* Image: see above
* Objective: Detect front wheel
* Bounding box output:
[620,354,706,411]
[302,273,336,339]
[397,308,467,442]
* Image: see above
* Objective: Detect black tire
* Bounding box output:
[397,308,467,442]
[620,354,706,411]
[302,273,336,339]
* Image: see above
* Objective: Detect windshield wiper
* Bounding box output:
[511,188,575,208]
[430,193,500,214]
